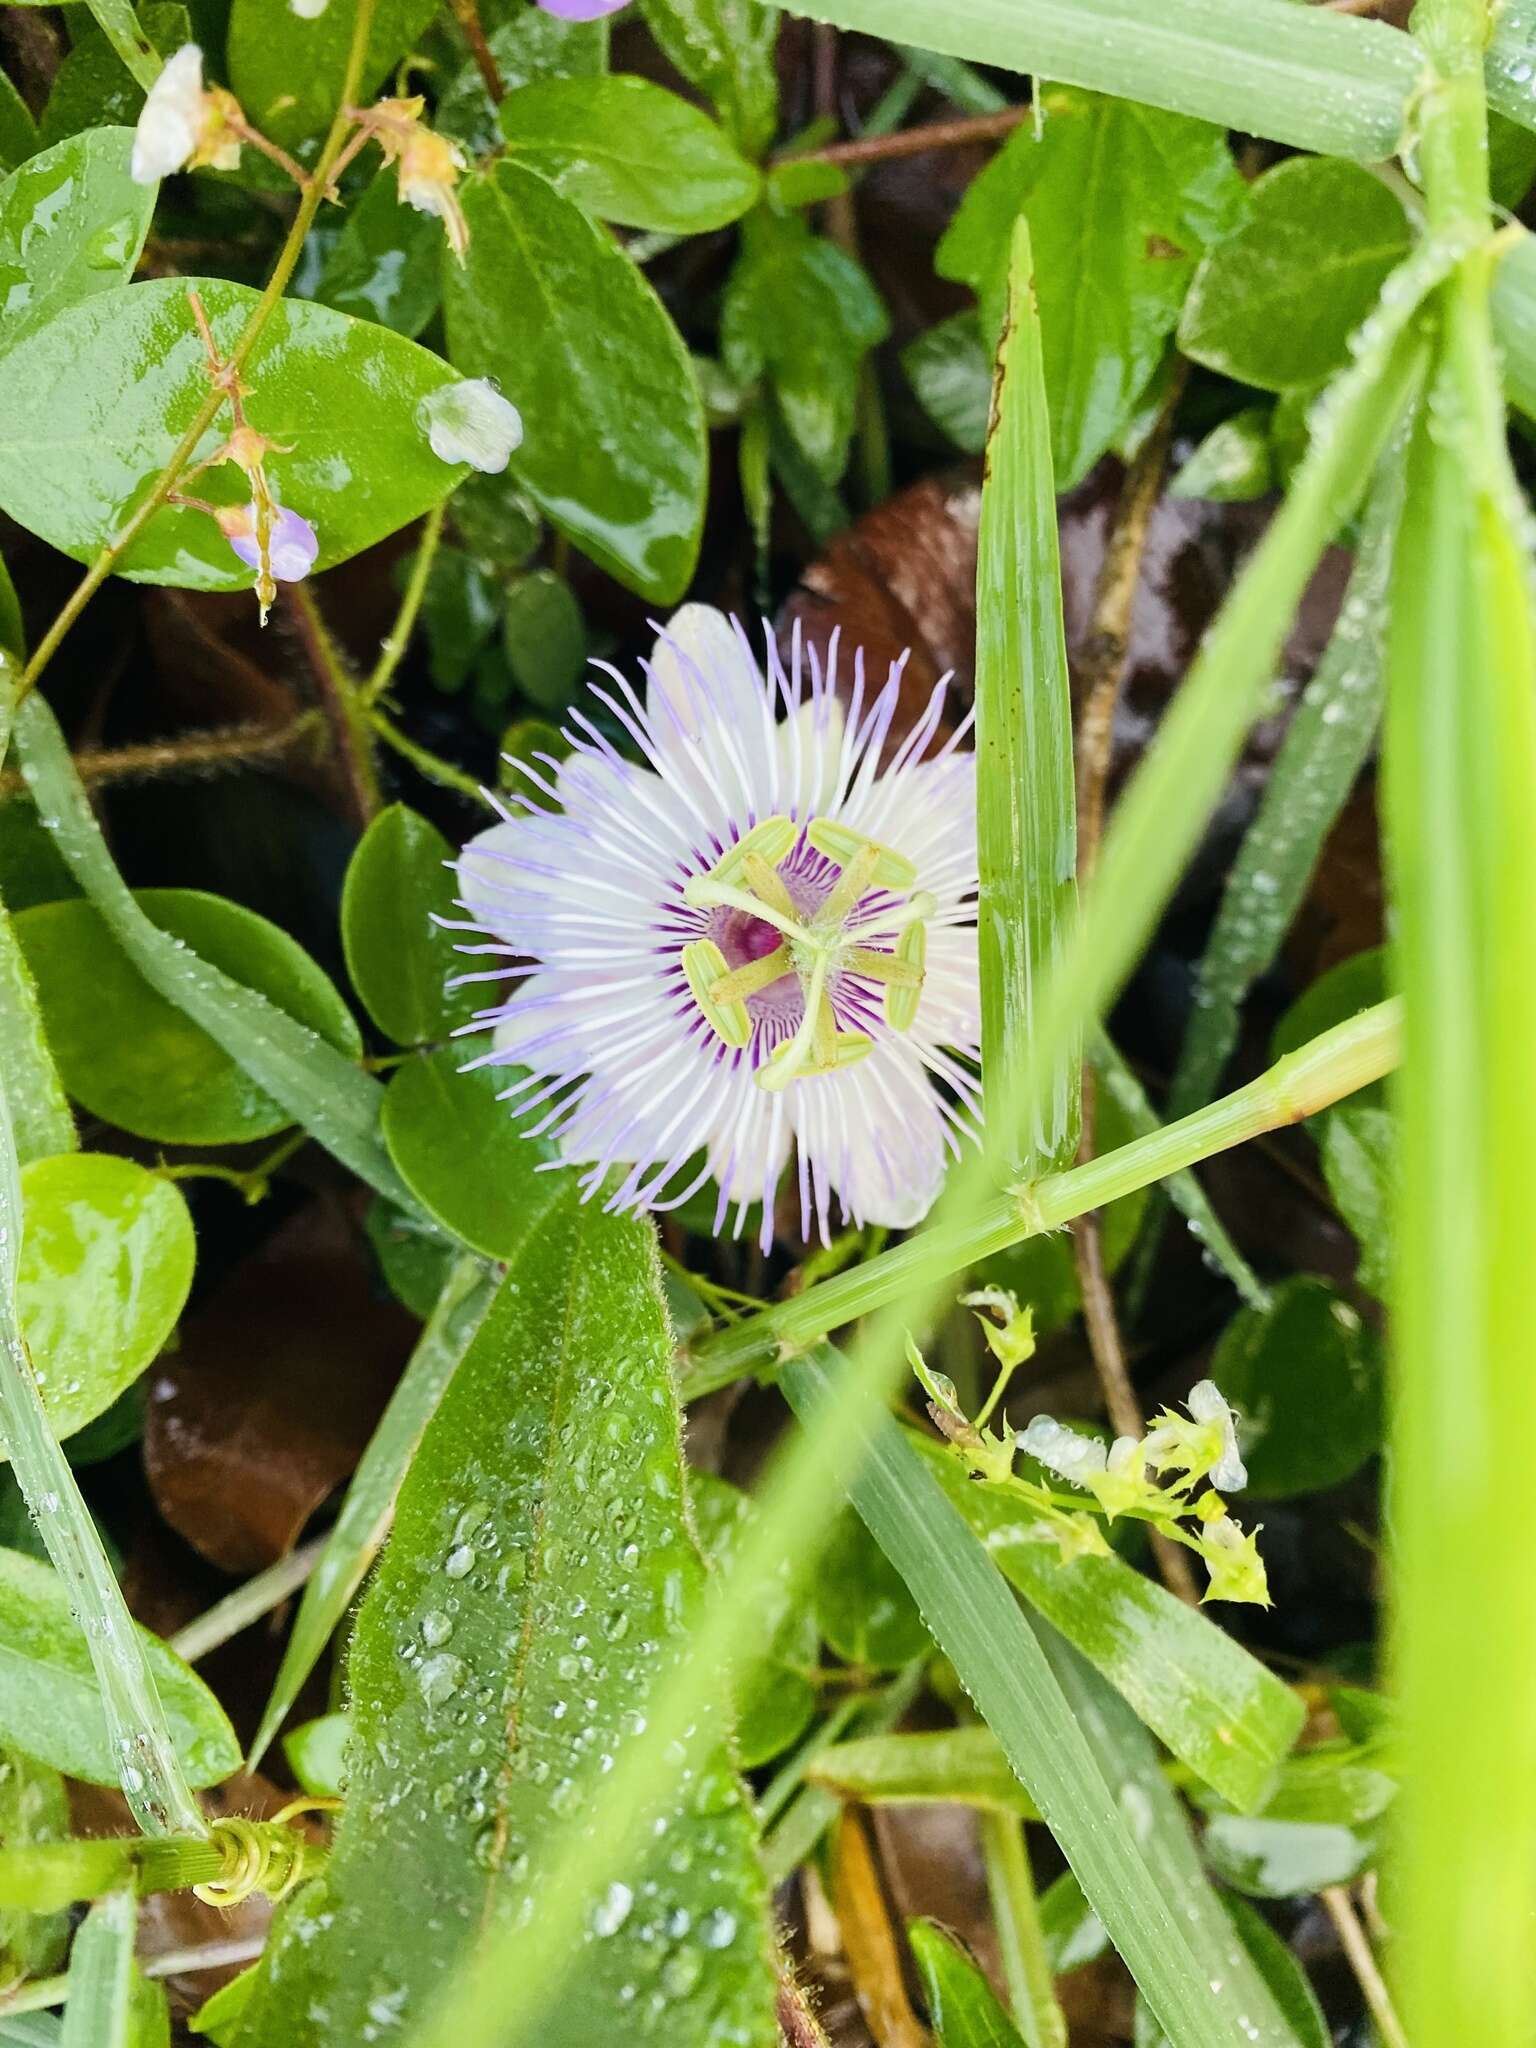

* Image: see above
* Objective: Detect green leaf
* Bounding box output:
[909,1433,1303,1810]
[15,888,361,1145]
[38,5,184,151]
[1319,1103,1393,1298]
[60,1889,135,2048]
[1271,947,1389,1071]
[445,160,707,603]
[1168,408,1274,501]
[381,1041,563,1259]
[937,86,1244,486]
[282,1712,349,1800]
[1201,1813,1377,1899]
[341,806,479,1048]
[0,551,20,662]
[310,171,443,340]
[812,1509,929,1669]
[0,277,465,588]
[0,1547,238,1786]
[502,569,586,710]
[901,311,992,455]
[690,1473,816,1767]
[1178,157,1411,394]
[248,1257,498,1770]
[975,216,1078,1180]
[498,75,760,232]
[722,210,888,484]
[0,1745,70,1983]
[1209,1276,1382,1498]
[227,0,437,147]
[0,68,38,175]
[0,897,74,1168]
[364,1197,457,1318]
[1216,1897,1329,2048]
[189,1966,257,2046]
[0,130,152,360]
[909,1919,1027,2048]
[636,0,779,155]
[438,7,608,160]
[14,1154,193,1449]
[811,1727,1039,1818]
[236,1198,778,2047]
[1038,1869,1107,1974]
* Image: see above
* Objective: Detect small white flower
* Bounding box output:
[1185,1378,1248,1492]
[131,44,242,184]
[453,609,981,1248]
[1018,1416,1108,1488]
[417,380,524,473]
[290,0,330,14]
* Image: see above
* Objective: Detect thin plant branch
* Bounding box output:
[776,1974,831,2048]
[447,0,506,103]
[0,712,323,797]
[363,500,446,707]
[169,1535,327,1664]
[781,103,1028,167]
[1321,1885,1408,2048]
[284,584,382,825]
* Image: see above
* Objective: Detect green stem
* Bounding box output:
[362,500,446,708]
[682,996,1400,1397]
[168,1535,325,1664]
[980,1811,1067,2048]
[367,706,486,801]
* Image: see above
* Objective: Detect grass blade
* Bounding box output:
[976,215,1079,1179]
[58,1892,134,2048]
[80,0,161,92]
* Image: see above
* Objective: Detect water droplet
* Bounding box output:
[592,1881,634,1936]
[444,1544,475,1579]
[420,1609,453,1648]
[417,1654,466,1707]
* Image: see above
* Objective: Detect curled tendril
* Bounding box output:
[192,1799,339,1908]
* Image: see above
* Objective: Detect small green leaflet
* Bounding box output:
[0,130,153,359]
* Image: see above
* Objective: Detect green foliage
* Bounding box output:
[311,172,443,340]
[38,5,183,151]
[812,1726,1039,1818]
[0,1745,70,1984]
[812,1509,929,1669]
[909,1919,1027,2048]
[689,1472,817,1767]
[1209,1277,1383,1498]
[227,0,437,147]
[15,889,360,1144]
[14,1154,194,1447]
[1168,408,1274,501]
[0,68,38,173]
[901,311,992,454]
[1038,1869,1107,1973]
[0,1547,237,1786]
[0,130,153,360]
[502,568,586,710]
[342,805,480,1048]
[637,0,780,155]
[0,899,74,1169]
[1319,1103,1393,1298]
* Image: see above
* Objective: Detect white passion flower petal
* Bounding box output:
[417,379,523,472]
[131,44,207,183]
[452,609,981,1249]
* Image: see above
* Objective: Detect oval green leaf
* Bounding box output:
[1210,1275,1383,1498]
[498,75,760,232]
[813,1508,930,1670]
[341,805,481,1048]
[228,0,437,148]
[445,159,707,603]
[381,1041,558,1259]
[1319,1103,1394,1300]
[14,1154,194,1449]
[310,170,443,340]
[14,888,361,1145]
[0,1547,238,1786]
[0,277,465,588]
[0,129,153,361]
[690,1471,817,1769]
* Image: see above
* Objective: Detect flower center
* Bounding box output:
[679,815,934,1090]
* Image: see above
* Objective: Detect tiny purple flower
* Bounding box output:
[452,607,982,1251]
[220,502,319,583]
[534,0,631,18]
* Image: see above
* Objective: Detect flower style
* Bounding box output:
[131,46,245,184]
[417,380,524,473]
[453,607,980,1247]
[361,99,471,262]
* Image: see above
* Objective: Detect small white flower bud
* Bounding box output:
[131,44,207,183]
[1018,1416,1107,1489]
[291,0,330,14]
[1186,1378,1248,1492]
[417,379,524,473]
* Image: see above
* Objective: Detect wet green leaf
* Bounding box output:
[0,278,464,588]
[503,569,586,711]
[446,160,706,602]
[637,0,779,154]
[311,171,442,339]
[60,1889,135,2048]
[0,1547,238,1786]
[1202,1813,1377,1899]
[382,1041,562,1259]
[498,75,760,231]
[1039,1869,1107,1974]
[813,1509,929,1669]
[1179,157,1411,393]
[901,311,992,454]
[15,888,360,1145]
[1168,407,1275,501]
[0,1745,70,1984]
[411,545,501,693]
[13,1154,193,1449]
[0,130,152,360]
[228,0,436,147]
[438,7,608,160]
[38,5,184,151]
[690,1472,816,1768]
[1319,1104,1393,1300]
[189,1966,257,2046]
[364,1197,457,1318]
[723,210,888,484]
[342,805,480,1048]
[909,1919,1026,2048]
[0,896,73,1168]
[0,69,37,175]
[1210,1275,1383,1498]
[1135,1894,1329,2048]
[937,85,1244,486]
[283,1712,349,1800]
[236,1195,778,2047]
[811,1727,1038,1818]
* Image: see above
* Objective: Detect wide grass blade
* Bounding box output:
[58,1892,135,2048]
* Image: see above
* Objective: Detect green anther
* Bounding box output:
[885,919,927,1032]
[682,938,751,1048]
[806,819,918,892]
[711,814,797,886]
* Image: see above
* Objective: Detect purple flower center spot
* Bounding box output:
[719,907,784,970]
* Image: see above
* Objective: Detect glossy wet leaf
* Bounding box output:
[412,544,501,692]
[341,806,480,1049]
[498,76,760,232]
[910,1434,1302,1810]
[283,1712,349,1800]
[0,277,464,588]
[446,160,706,603]
[0,130,153,360]
[1039,1869,1108,1974]
[1202,1813,1377,1899]
[13,1154,194,1449]
[1168,408,1274,501]
[236,1194,778,2047]
[0,70,37,175]
[311,171,442,340]
[382,1041,562,1259]
[1210,1276,1383,1498]
[438,6,608,160]
[0,1547,238,1786]
[1179,157,1411,393]
[0,897,73,1169]
[228,0,437,147]
[901,311,992,455]
[637,0,779,155]
[0,1745,69,1983]
[813,1508,929,1669]
[37,5,183,152]
[1135,1895,1328,2048]
[1319,1104,1393,1299]
[811,1727,1038,1818]
[15,888,360,1145]
[689,1473,817,1768]
[722,209,888,484]
[909,1919,1026,2048]
[503,569,586,710]
[60,1889,135,2048]
[937,85,1244,486]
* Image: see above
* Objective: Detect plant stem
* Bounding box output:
[980,1812,1067,2048]
[285,584,381,825]
[14,0,381,707]
[0,713,323,798]
[682,996,1401,1397]
[168,1535,326,1664]
[784,103,1028,166]
[363,501,445,707]
[367,706,485,801]
[1320,1887,1407,2048]
[447,0,505,103]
